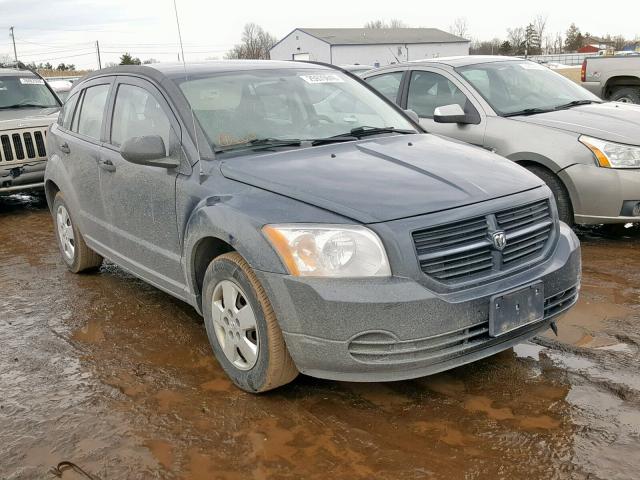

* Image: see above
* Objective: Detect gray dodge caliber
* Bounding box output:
[45,61,581,392]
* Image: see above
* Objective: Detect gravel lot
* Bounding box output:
[1,195,639,480]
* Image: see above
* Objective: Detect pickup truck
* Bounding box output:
[581,55,640,103]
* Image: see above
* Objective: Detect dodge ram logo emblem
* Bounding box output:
[491,231,507,251]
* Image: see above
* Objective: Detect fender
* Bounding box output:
[182,195,288,308]
[507,152,566,174]
[44,153,84,222]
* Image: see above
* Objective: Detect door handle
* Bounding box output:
[98,159,116,172]
[60,143,70,154]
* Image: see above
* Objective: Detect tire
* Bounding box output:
[52,192,103,273]
[525,165,574,226]
[202,252,298,393]
[609,87,640,104]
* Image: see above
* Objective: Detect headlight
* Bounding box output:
[262,224,391,277]
[579,135,640,169]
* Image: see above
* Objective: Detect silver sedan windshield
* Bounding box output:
[457,61,600,115]
[177,69,416,149]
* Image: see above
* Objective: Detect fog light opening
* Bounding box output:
[624,223,633,229]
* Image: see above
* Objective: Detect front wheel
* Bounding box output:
[52,192,103,273]
[202,252,298,393]
[525,165,574,226]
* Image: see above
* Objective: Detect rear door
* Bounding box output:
[51,77,114,248]
[99,76,188,296]
[401,68,487,147]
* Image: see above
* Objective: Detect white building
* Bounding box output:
[269,28,470,67]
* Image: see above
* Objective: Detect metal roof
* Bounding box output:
[298,28,468,45]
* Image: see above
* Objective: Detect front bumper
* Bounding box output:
[256,223,581,382]
[559,164,640,224]
[0,161,46,195]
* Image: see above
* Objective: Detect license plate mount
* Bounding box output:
[489,282,545,337]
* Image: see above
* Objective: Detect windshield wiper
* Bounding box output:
[503,107,555,117]
[348,126,416,137]
[0,103,51,109]
[553,99,601,110]
[214,138,303,153]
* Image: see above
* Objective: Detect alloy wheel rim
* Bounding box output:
[211,280,259,370]
[56,205,75,261]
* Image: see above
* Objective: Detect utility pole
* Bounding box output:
[9,26,18,64]
[96,40,102,69]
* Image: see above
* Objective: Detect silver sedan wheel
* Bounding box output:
[211,280,259,370]
[56,205,75,261]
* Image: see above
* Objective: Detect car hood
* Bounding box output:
[510,102,640,144]
[0,107,59,130]
[220,134,544,223]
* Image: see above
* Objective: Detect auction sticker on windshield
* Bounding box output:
[299,74,344,84]
[19,78,45,85]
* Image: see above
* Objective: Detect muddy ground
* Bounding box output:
[1,195,639,480]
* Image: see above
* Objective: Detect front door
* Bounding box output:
[98,76,187,296]
[403,68,487,147]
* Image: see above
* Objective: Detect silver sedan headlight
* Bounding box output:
[579,135,640,169]
[263,224,391,277]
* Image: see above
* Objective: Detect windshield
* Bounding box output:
[456,60,600,116]
[0,75,60,109]
[176,68,417,152]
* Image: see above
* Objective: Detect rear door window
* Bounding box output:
[74,84,110,140]
[365,72,404,102]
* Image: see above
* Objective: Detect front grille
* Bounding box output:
[348,285,579,366]
[497,200,553,265]
[0,128,48,164]
[413,199,554,284]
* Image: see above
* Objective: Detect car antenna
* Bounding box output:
[172,0,206,180]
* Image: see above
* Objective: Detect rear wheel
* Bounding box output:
[609,87,640,104]
[202,252,298,393]
[524,165,574,226]
[52,192,103,273]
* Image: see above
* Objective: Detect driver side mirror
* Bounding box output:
[120,135,180,169]
[433,104,472,124]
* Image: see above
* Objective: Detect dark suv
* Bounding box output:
[45,61,581,392]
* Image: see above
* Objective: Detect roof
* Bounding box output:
[80,60,329,83]
[407,55,523,67]
[0,68,37,77]
[297,28,468,45]
[76,60,331,86]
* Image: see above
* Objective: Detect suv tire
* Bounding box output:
[525,165,574,226]
[202,252,298,392]
[52,192,103,273]
[609,87,640,104]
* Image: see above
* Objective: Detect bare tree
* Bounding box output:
[226,23,278,60]
[449,17,469,39]
[507,27,526,55]
[364,19,408,29]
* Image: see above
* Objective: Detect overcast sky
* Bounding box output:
[0,0,638,69]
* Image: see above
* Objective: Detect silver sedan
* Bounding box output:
[363,56,640,226]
